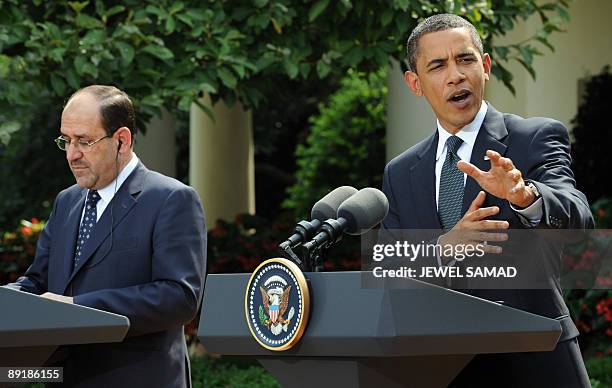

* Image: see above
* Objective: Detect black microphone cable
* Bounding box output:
[97,139,121,261]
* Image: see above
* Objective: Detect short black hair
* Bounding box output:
[406,13,484,73]
[67,85,137,140]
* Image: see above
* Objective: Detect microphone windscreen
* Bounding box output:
[337,187,389,235]
[311,186,358,221]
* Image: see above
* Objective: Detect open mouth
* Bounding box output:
[449,90,471,103]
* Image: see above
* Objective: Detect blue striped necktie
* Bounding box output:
[438,136,465,230]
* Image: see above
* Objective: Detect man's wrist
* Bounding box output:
[514,187,535,208]
[512,181,538,208]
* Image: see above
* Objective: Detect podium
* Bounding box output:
[198,271,562,388]
[0,287,130,367]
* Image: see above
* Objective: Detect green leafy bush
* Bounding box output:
[0,0,573,233]
[587,356,612,388]
[284,69,387,219]
[190,356,279,388]
[0,111,73,231]
[0,0,571,125]
[572,66,612,203]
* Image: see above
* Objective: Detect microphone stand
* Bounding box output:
[298,237,343,272]
[278,244,304,269]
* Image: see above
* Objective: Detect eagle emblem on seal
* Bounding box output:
[258,275,296,335]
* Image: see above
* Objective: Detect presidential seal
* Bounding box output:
[245,258,310,351]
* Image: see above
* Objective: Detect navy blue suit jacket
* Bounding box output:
[12,161,207,387]
[381,103,594,340]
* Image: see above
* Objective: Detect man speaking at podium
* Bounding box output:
[7,85,206,387]
[381,14,593,387]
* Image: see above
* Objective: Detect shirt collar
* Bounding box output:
[435,100,488,161]
[96,153,139,204]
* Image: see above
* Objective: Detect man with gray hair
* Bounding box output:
[381,14,593,387]
[8,85,207,387]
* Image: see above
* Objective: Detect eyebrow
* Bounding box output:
[457,52,477,60]
[60,131,88,138]
[425,51,477,69]
[426,58,446,69]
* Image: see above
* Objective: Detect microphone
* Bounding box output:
[279,186,358,250]
[302,187,389,251]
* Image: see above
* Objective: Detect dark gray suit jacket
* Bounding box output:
[381,103,594,342]
[11,161,207,388]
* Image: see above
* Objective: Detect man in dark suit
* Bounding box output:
[381,14,593,387]
[7,85,206,387]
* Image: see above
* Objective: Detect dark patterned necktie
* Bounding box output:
[438,136,465,230]
[74,190,101,269]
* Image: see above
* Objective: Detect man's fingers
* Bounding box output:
[480,242,503,254]
[509,169,522,182]
[478,220,510,229]
[469,205,499,220]
[465,240,503,254]
[463,230,507,243]
[467,190,487,212]
[486,150,501,163]
[500,157,515,171]
[457,160,483,179]
[476,231,508,242]
[487,151,515,172]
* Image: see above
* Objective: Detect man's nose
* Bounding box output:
[66,144,83,162]
[447,63,466,85]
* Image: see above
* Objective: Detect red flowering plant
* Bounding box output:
[564,197,612,356]
[207,212,362,274]
[566,289,612,357]
[593,198,612,229]
[207,213,294,274]
[0,219,45,285]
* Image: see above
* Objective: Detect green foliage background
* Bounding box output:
[284,69,386,218]
[0,0,572,230]
[571,66,612,204]
[0,0,571,128]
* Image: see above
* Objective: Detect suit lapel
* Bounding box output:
[64,163,146,288]
[461,104,509,215]
[409,132,442,228]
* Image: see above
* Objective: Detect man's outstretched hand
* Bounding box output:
[457,150,536,208]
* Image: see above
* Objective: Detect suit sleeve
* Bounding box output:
[381,164,401,230]
[5,196,60,294]
[74,186,207,336]
[525,121,594,230]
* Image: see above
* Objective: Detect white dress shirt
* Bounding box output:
[434,102,543,267]
[435,101,542,225]
[81,153,139,223]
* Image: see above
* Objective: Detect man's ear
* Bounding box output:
[404,71,423,96]
[115,127,132,152]
[482,53,492,82]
